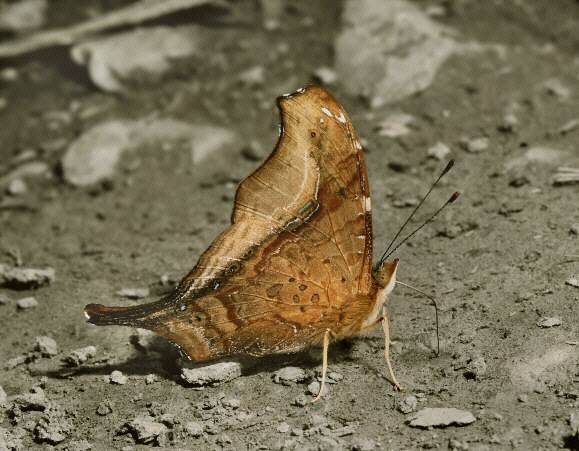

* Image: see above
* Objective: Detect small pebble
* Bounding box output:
[398,395,418,414]
[0,386,7,405]
[35,336,59,357]
[327,371,343,383]
[408,408,476,428]
[96,401,113,416]
[274,366,308,385]
[460,136,489,153]
[0,67,18,82]
[558,118,579,135]
[181,361,242,386]
[307,381,322,396]
[570,411,579,435]
[145,374,156,385]
[565,275,579,288]
[221,398,241,409]
[17,296,38,309]
[536,317,562,328]
[237,65,265,86]
[185,421,204,437]
[313,66,338,85]
[0,264,55,289]
[570,224,579,235]
[109,370,127,385]
[125,415,167,444]
[377,113,414,137]
[465,356,487,378]
[7,178,27,195]
[542,78,571,100]
[310,414,329,428]
[293,394,308,407]
[427,141,451,160]
[64,346,97,366]
[277,422,290,433]
[518,394,528,403]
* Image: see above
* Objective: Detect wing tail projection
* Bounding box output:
[85,299,169,328]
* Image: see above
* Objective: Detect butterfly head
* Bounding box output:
[373,259,399,294]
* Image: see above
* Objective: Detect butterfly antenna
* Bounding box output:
[395,281,440,356]
[379,160,457,265]
[381,191,459,264]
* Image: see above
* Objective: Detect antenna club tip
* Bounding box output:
[450,191,460,202]
[442,159,455,175]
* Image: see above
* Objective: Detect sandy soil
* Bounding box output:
[0,1,578,449]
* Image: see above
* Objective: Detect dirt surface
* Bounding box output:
[1,1,578,449]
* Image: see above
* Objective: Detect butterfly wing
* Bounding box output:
[85,85,374,360]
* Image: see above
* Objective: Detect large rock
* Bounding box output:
[335,0,458,107]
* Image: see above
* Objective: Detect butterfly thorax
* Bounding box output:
[360,259,399,330]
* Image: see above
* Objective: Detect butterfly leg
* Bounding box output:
[311,328,337,403]
[380,307,403,391]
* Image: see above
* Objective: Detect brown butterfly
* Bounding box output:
[85,85,408,401]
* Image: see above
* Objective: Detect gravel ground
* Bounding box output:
[0,1,578,449]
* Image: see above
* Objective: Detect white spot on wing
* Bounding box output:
[335,111,346,123]
[319,117,324,123]
[321,107,333,118]
[364,195,371,212]
[297,87,306,93]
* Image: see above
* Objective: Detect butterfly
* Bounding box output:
[86,85,409,401]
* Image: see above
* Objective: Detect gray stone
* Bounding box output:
[125,415,167,444]
[35,336,59,357]
[64,346,97,366]
[109,370,128,385]
[570,410,579,435]
[0,386,6,406]
[465,356,487,378]
[13,387,49,410]
[61,121,132,186]
[335,0,460,107]
[398,395,418,414]
[0,264,54,289]
[16,296,38,309]
[408,407,476,428]
[70,26,200,92]
[35,405,73,444]
[460,136,489,153]
[221,398,241,409]
[274,366,308,385]
[185,421,204,437]
[428,141,451,160]
[377,112,414,137]
[181,361,241,386]
[566,276,579,288]
[277,422,290,433]
[536,317,562,328]
[7,178,27,195]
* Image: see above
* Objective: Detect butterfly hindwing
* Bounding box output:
[85,85,375,361]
